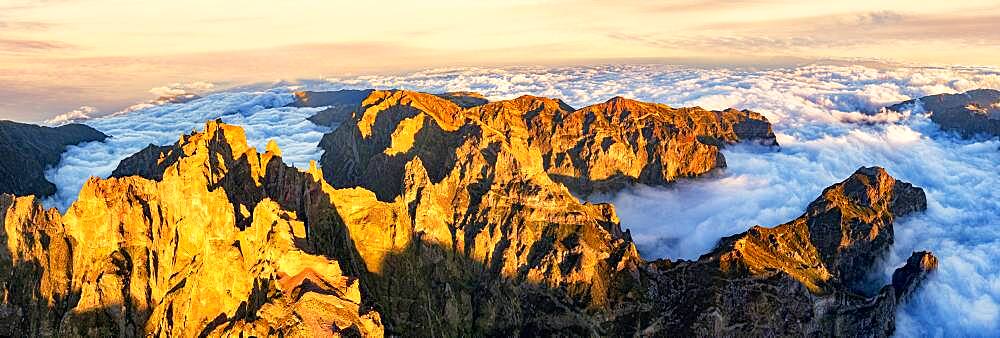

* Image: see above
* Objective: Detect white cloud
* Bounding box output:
[42,89,331,211]
[148,81,215,98]
[43,105,97,125]
[42,63,1000,336]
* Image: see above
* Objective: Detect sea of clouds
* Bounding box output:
[44,62,999,337]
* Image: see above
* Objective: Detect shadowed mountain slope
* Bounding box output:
[888,88,1000,138]
[0,121,108,197]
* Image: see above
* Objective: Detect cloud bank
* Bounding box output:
[43,89,331,211]
[45,63,1000,336]
[148,81,215,98]
[44,105,98,126]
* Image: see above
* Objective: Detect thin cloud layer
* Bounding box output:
[148,81,215,98]
[44,63,1000,336]
[43,105,97,125]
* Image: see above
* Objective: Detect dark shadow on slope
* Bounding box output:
[0,121,109,197]
[319,105,465,202]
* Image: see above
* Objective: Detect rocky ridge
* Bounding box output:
[620,166,932,336]
[887,88,1000,138]
[0,120,108,197]
[0,89,936,337]
[316,89,778,198]
[306,89,930,335]
[2,121,383,337]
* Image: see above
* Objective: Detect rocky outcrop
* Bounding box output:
[615,167,933,336]
[0,121,108,197]
[109,144,177,180]
[4,89,932,337]
[487,95,779,195]
[313,89,641,335]
[311,88,929,336]
[2,121,383,337]
[318,90,778,198]
[435,91,489,108]
[888,88,1000,138]
[0,194,74,337]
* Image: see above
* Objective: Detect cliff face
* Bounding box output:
[2,121,383,337]
[619,167,932,336]
[109,144,178,180]
[887,88,1000,138]
[0,121,108,197]
[314,90,641,335]
[310,89,930,336]
[486,95,778,195]
[1,89,934,337]
[317,90,777,197]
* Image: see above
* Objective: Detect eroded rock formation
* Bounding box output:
[2,121,383,337]
[2,91,934,337]
[305,89,930,336]
[620,167,933,336]
[0,121,108,197]
[317,90,778,198]
[888,88,1000,138]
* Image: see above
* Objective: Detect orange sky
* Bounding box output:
[2,0,999,121]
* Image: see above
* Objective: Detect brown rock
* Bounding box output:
[1,121,384,337]
[3,89,932,338]
[319,90,778,198]
[887,88,1000,138]
[892,251,938,300]
[435,91,489,108]
[312,88,928,337]
[0,194,74,337]
[617,167,933,336]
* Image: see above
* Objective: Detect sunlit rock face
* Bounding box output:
[2,95,933,337]
[495,95,779,195]
[888,88,1000,138]
[0,121,108,197]
[1,121,383,337]
[316,89,644,335]
[624,167,933,336]
[317,89,777,198]
[310,88,932,336]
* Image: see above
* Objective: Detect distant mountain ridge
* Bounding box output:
[888,88,1000,138]
[302,89,778,197]
[0,120,108,197]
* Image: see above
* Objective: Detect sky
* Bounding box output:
[1,0,1000,121]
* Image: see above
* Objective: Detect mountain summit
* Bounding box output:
[0,91,934,337]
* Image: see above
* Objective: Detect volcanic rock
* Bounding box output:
[887,88,1000,138]
[435,91,489,108]
[317,90,778,198]
[501,95,779,194]
[109,144,178,180]
[2,121,383,337]
[611,166,935,336]
[0,120,108,197]
[5,94,933,337]
[311,88,930,336]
